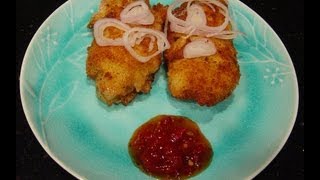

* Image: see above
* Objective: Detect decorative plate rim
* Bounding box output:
[19,0,299,179]
[235,0,299,178]
[20,1,86,179]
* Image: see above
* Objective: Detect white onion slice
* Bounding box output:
[201,1,216,12]
[168,0,192,29]
[168,0,237,39]
[164,18,169,36]
[123,27,171,63]
[186,3,207,26]
[206,30,241,39]
[130,32,156,52]
[136,35,156,52]
[120,0,155,25]
[183,38,216,58]
[135,14,155,25]
[170,23,195,35]
[93,18,130,46]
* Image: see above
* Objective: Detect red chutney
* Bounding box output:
[128,115,213,179]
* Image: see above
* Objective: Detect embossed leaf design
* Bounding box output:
[40,81,80,147]
[35,0,96,147]
[47,81,79,118]
[230,7,274,62]
[229,1,292,85]
[66,46,88,70]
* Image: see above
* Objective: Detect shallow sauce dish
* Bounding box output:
[20,0,299,179]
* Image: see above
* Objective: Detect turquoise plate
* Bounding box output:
[20,0,299,179]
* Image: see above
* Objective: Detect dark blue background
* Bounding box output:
[16,0,304,179]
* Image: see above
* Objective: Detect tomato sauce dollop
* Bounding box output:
[128,115,213,179]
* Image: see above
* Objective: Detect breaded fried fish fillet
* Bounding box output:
[164,1,240,106]
[86,0,167,105]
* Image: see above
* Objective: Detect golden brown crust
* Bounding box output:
[86,0,168,105]
[164,2,240,106]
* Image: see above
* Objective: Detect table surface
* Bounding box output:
[16,0,304,179]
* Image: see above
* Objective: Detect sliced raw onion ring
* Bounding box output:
[186,3,207,26]
[128,31,156,52]
[168,0,238,39]
[123,27,171,63]
[183,38,216,58]
[120,0,155,25]
[206,30,242,39]
[93,18,130,46]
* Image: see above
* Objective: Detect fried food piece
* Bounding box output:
[86,0,167,105]
[164,2,240,106]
